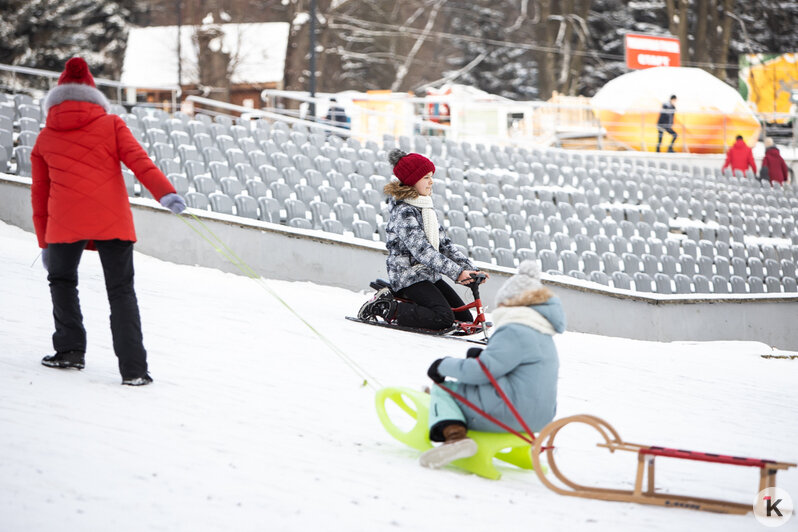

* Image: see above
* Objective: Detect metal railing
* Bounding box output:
[0,62,181,109]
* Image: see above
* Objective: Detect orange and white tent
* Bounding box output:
[591,67,760,154]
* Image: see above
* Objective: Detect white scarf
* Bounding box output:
[491,306,557,336]
[404,195,440,251]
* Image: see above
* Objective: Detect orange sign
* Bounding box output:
[625,33,681,70]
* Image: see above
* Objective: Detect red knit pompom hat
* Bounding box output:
[58,57,96,87]
[389,149,435,186]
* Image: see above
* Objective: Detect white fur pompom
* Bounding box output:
[517,259,541,278]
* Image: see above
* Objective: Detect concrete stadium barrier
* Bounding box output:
[3,173,797,349]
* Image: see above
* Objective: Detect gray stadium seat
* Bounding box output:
[352,220,375,240]
[494,248,516,268]
[470,246,492,264]
[234,195,258,219]
[622,253,641,274]
[166,174,189,196]
[334,203,355,230]
[285,199,308,222]
[765,276,781,293]
[193,175,217,195]
[589,271,610,286]
[748,257,765,279]
[209,192,234,214]
[185,192,209,210]
[611,271,632,290]
[245,179,268,199]
[693,275,711,294]
[601,252,620,275]
[654,273,672,294]
[321,219,344,234]
[289,218,313,230]
[783,277,797,292]
[673,274,692,294]
[633,272,653,292]
[220,177,243,198]
[697,256,714,278]
[258,197,280,223]
[748,276,765,294]
[469,227,491,248]
[539,249,559,273]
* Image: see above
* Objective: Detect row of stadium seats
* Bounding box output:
[2,90,797,294]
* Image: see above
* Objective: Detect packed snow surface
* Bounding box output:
[0,220,795,531]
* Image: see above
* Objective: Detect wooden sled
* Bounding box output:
[530,414,796,514]
[375,386,543,480]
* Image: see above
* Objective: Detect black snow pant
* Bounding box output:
[47,239,148,380]
[395,280,473,330]
[656,126,677,151]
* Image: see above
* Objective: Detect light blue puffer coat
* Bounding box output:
[436,296,566,433]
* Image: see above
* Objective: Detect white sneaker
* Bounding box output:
[419,438,478,469]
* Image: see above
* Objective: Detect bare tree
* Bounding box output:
[666,0,737,82]
[531,0,593,99]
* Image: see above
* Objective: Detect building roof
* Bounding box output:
[120,22,289,88]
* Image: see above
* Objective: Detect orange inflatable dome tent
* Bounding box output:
[591,67,761,154]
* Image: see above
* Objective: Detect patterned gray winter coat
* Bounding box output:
[385,198,476,292]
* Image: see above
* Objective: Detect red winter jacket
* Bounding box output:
[31,85,175,249]
[762,146,789,183]
[722,139,756,174]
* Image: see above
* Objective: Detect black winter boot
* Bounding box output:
[357,288,397,322]
[122,373,153,386]
[41,350,85,370]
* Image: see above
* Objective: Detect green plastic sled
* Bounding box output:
[375,386,545,480]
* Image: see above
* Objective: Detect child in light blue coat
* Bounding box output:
[421,259,565,468]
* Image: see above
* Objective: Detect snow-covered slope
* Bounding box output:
[0,220,795,531]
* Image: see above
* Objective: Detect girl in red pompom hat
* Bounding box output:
[357,149,488,330]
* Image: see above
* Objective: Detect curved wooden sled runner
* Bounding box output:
[531,414,796,514]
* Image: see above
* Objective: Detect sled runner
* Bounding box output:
[345,316,489,345]
[530,415,797,515]
[375,386,542,480]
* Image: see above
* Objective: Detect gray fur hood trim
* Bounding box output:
[44,84,111,114]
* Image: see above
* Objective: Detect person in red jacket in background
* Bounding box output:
[31,57,186,386]
[761,137,790,184]
[722,135,757,176]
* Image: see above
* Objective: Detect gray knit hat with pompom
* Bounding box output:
[494,259,543,307]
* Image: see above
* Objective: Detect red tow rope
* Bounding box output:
[436,358,552,451]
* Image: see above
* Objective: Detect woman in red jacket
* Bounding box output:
[761,137,790,184]
[31,57,186,386]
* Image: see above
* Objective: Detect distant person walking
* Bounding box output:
[325,97,349,129]
[722,135,757,177]
[656,95,678,153]
[31,57,186,386]
[760,137,789,184]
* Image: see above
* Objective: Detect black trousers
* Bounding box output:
[47,239,148,379]
[395,280,473,330]
[656,126,677,149]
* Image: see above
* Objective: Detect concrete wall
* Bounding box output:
[4,174,797,349]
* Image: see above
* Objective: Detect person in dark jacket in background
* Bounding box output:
[722,135,757,177]
[761,137,789,184]
[656,95,678,153]
[31,57,186,386]
[325,98,349,129]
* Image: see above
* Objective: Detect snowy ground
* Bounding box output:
[0,219,796,532]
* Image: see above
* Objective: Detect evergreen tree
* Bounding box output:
[0,0,143,90]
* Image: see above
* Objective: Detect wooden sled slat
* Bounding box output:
[531,415,796,515]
